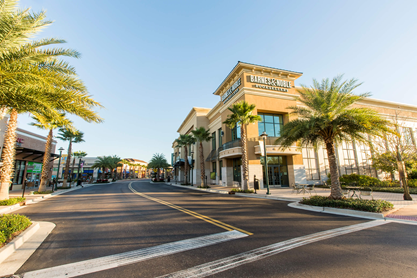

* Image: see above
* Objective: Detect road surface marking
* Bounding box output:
[128,183,253,235]
[159,220,387,278]
[20,230,247,278]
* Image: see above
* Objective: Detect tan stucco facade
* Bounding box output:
[172,62,417,189]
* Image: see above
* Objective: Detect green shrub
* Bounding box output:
[0,214,31,245]
[230,188,254,193]
[339,174,381,187]
[0,197,26,206]
[300,195,394,213]
[408,179,417,188]
[197,185,211,188]
[34,190,53,194]
[408,170,417,180]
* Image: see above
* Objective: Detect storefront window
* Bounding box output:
[218,128,222,147]
[342,141,359,175]
[233,158,241,182]
[219,160,223,180]
[212,162,216,179]
[258,113,283,137]
[12,160,26,185]
[212,131,216,150]
[231,125,241,140]
[302,147,320,180]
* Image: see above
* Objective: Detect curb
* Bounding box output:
[0,221,56,276]
[1,182,107,215]
[165,183,229,194]
[0,222,39,265]
[288,202,386,220]
[0,203,23,215]
[164,182,417,223]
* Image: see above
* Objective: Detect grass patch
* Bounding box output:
[181,183,192,186]
[301,195,394,213]
[0,197,26,206]
[34,190,53,194]
[56,186,71,190]
[197,185,211,188]
[230,188,254,193]
[0,214,31,246]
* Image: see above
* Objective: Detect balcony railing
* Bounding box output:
[220,139,242,151]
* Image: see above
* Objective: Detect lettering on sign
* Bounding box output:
[249,75,291,92]
[222,78,241,104]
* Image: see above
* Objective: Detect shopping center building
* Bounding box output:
[172,61,417,189]
[0,117,58,190]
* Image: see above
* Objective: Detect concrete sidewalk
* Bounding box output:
[168,182,417,220]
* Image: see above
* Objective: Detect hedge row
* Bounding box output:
[0,214,32,245]
[327,173,417,188]
[0,197,25,206]
[301,195,394,213]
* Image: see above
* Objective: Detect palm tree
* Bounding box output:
[275,76,392,199]
[224,101,262,190]
[191,127,212,187]
[148,153,170,180]
[91,156,110,180]
[175,134,195,184]
[30,113,72,192]
[56,128,85,188]
[106,155,121,180]
[0,1,103,200]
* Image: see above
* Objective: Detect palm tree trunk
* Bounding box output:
[241,124,249,190]
[70,157,76,186]
[199,141,205,187]
[326,141,344,199]
[102,167,105,179]
[396,146,412,200]
[0,109,18,200]
[0,107,8,121]
[39,129,53,192]
[62,140,72,188]
[184,146,189,184]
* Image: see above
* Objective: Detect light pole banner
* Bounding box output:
[259,141,265,156]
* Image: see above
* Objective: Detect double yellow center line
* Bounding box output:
[128,183,252,235]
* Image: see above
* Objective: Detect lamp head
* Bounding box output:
[260,132,268,138]
[59,147,65,151]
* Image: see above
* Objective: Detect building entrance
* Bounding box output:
[262,156,289,187]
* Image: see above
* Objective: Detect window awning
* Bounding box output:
[14,147,60,162]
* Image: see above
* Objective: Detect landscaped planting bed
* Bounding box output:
[301,196,394,213]
[0,214,32,247]
[0,197,25,206]
[34,190,53,194]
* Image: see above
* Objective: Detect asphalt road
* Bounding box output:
[11,180,417,277]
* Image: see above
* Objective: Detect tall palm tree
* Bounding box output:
[275,75,392,199]
[30,113,72,192]
[56,128,85,188]
[0,1,103,200]
[224,101,262,190]
[191,127,212,187]
[175,134,195,184]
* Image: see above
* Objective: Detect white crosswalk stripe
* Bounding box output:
[159,220,387,278]
[21,230,247,278]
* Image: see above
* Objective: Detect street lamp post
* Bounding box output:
[190,151,194,186]
[260,132,270,195]
[55,147,64,190]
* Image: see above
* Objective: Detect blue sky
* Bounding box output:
[17,0,417,162]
